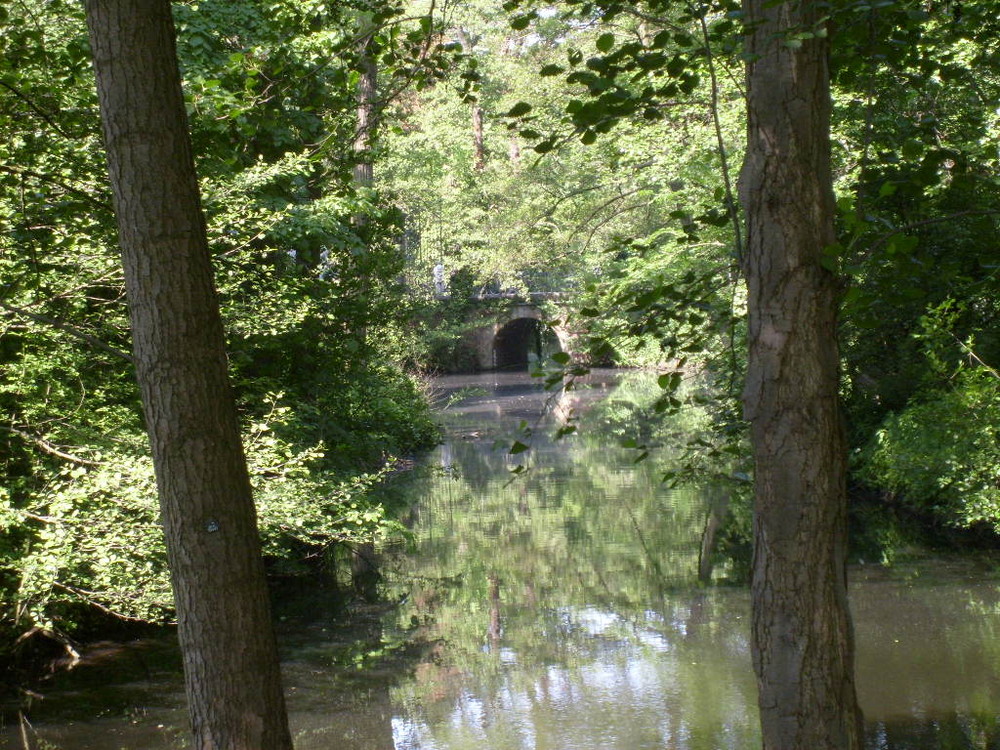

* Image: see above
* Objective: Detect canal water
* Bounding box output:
[4,370,1000,749]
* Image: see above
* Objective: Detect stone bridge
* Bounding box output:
[459,294,581,371]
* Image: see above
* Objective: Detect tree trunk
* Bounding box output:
[508,135,522,167]
[351,23,379,344]
[83,2,293,748]
[738,0,864,747]
[353,27,378,197]
[472,103,486,171]
[455,28,486,171]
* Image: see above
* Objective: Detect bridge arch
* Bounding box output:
[493,317,561,370]
[463,302,574,371]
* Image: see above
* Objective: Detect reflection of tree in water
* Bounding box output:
[381,373,1000,749]
[486,573,502,649]
[380,372,759,748]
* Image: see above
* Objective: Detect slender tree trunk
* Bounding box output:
[738,0,864,747]
[351,541,380,602]
[455,28,486,171]
[353,27,378,200]
[697,491,727,584]
[351,22,379,346]
[83,2,293,748]
[508,135,522,167]
[472,103,486,171]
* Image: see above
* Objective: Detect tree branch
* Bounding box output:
[52,582,167,624]
[0,165,113,213]
[0,424,101,466]
[951,333,1000,379]
[0,301,133,362]
[0,80,74,139]
[693,4,743,266]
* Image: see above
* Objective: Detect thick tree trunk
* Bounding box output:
[83,2,293,748]
[738,0,864,747]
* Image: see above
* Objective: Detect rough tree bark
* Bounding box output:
[83,2,293,748]
[738,0,865,747]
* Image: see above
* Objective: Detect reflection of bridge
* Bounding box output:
[460,296,579,371]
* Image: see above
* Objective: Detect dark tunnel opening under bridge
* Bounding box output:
[492,318,562,370]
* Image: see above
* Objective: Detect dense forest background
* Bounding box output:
[2,0,999,685]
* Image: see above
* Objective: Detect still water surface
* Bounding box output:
[4,370,1000,749]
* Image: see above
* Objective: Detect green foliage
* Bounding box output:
[382,0,748,383]
[575,232,741,370]
[390,268,498,373]
[391,4,702,283]
[819,0,1000,544]
[3,0,1000,675]
[3,448,172,633]
[1,411,406,645]
[0,0,443,665]
[249,407,410,573]
[861,369,1000,531]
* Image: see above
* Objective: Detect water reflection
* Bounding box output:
[382,370,1000,750]
[383,370,758,749]
[4,371,1000,749]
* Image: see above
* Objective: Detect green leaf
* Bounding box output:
[901,139,924,160]
[554,425,577,439]
[510,440,530,455]
[534,138,556,154]
[506,101,532,118]
[510,13,534,30]
[657,372,682,391]
[878,181,897,198]
[885,234,919,257]
[596,32,615,53]
[540,64,565,77]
